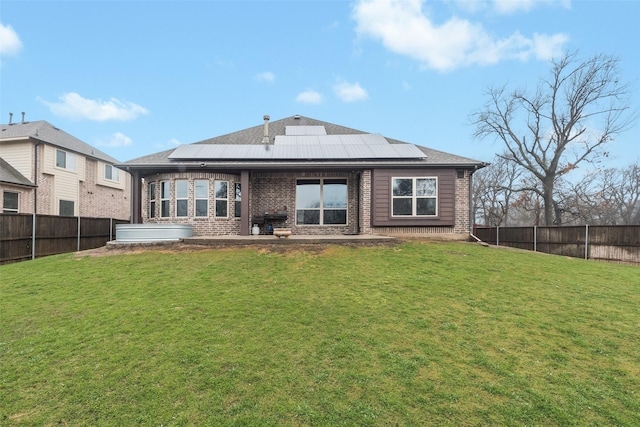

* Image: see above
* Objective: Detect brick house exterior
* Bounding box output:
[0,120,130,220]
[120,115,485,239]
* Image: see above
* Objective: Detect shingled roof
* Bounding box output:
[0,156,35,187]
[121,115,484,168]
[0,120,120,164]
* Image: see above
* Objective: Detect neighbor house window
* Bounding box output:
[195,180,209,217]
[149,182,156,218]
[234,183,241,218]
[59,200,75,216]
[3,191,19,213]
[214,181,228,218]
[392,177,437,217]
[105,164,120,182]
[175,180,188,217]
[160,181,170,217]
[56,149,76,171]
[296,178,347,225]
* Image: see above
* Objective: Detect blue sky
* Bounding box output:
[1,0,638,168]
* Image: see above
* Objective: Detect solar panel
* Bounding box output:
[285,126,327,136]
[168,135,427,160]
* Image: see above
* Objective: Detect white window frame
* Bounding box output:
[55,149,76,171]
[194,180,209,217]
[149,182,157,218]
[105,164,120,182]
[214,181,229,218]
[160,181,171,218]
[295,178,348,226]
[391,177,438,217]
[175,180,188,217]
[3,191,19,213]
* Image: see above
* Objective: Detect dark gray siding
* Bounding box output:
[371,168,455,227]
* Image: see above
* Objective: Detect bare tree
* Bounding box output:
[472,154,521,226]
[472,51,635,225]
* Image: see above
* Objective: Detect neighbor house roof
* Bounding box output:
[0,156,35,187]
[120,115,485,169]
[0,120,120,164]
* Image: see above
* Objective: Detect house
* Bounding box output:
[119,115,485,238]
[0,117,130,219]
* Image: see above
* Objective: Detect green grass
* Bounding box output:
[1,241,639,426]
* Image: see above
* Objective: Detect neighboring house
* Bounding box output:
[119,115,486,238]
[0,118,130,219]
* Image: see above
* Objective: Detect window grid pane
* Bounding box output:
[392,177,437,217]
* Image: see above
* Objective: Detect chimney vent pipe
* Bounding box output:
[21,112,25,123]
[262,115,270,144]
[9,112,13,124]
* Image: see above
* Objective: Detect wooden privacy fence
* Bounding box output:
[0,214,129,265]
[473,225,640,265]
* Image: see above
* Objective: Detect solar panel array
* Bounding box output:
[168,131,426,160]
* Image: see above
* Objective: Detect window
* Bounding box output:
[105,164,120,182]
[59,200,75,216]
[3,191,18,213]
[176,180,188,217]
[392,177,437,217]
[234,183,241,218]
[296,178,347,225]
[56,149,76,171]
[160,181,170,217]
[214,181,228,217]
[149,182,156,218]
[195,180,209,217]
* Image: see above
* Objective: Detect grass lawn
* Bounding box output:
[1,241,639,426]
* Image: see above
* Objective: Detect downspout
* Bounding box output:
[32,141,40,260]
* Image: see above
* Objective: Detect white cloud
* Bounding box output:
[255,71,275,83]
[493,0,571,15]
[39,92,149,121]
[295,90,323,104]
[0,23,23,56]
[333,80,369,103]
[352,0,568,72]
[96,132,132,148]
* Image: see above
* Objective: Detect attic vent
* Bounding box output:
[294,115,301,119]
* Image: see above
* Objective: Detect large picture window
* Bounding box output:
[392,177,437,217]
[149,182,156,218]
[214,181,228,218]
[195,180,209,217]
[175,180,188,217]
[296,178,347,225]
[160,181,170,217]
[3,191,18,213]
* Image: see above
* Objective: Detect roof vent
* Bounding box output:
[294,115,301,120]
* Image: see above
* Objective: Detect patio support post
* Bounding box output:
[130,170,142,224]
[240,170,250,235]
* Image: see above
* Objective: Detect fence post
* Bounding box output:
[77,216,81,252]
[31,213,36,260]
[496,226,499,246]
[534,226,537,252]
[585,224,589,260]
